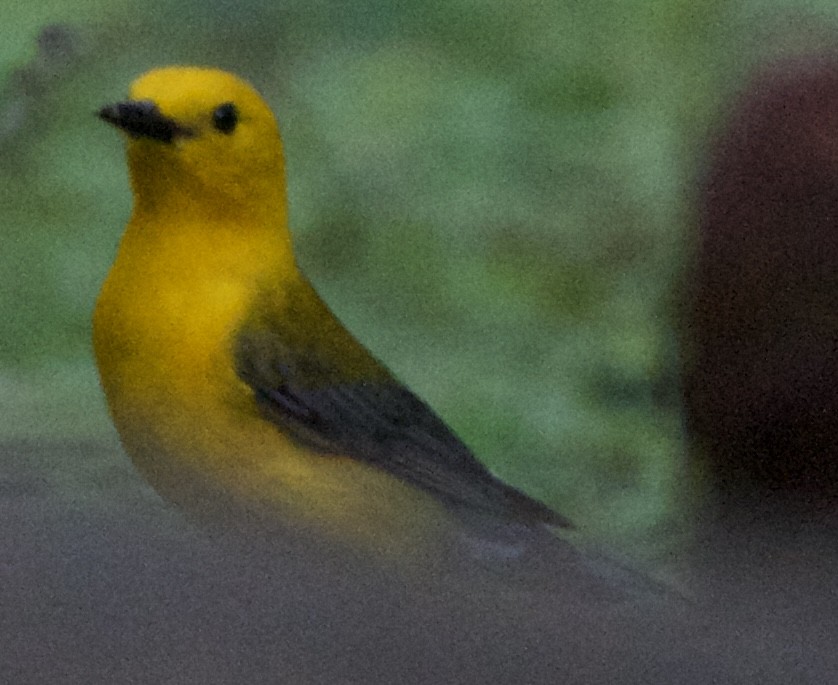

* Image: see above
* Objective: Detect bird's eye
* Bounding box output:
[212,103,238,134]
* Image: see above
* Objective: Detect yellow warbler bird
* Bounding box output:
[94,66,574,570]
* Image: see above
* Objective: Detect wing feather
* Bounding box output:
[234,284,569,527]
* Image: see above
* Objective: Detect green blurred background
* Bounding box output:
[3,0,837,557]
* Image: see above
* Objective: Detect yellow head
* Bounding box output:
[100,66,287,224]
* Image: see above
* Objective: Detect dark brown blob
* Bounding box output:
[682,56,838,504]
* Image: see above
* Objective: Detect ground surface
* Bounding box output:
[3,440,837,684]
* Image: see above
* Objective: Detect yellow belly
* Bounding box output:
[92,251,451,564]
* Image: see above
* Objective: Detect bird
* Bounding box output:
[93,66,582,575]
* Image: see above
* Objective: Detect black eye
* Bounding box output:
[212,102,238,134]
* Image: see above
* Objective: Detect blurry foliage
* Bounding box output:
[3,0,837,553]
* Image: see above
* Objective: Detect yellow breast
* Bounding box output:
[93,217,448,560]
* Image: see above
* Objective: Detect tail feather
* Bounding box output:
[449,512,678,601]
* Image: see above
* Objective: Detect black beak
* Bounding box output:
[98,100,191,143]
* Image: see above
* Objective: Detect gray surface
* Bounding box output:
[2,440,836,684]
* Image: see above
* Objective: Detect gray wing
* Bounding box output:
[234,327,569,528]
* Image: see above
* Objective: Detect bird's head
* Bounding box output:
[100,66,287,221]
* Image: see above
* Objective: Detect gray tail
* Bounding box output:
[449,513,678,602]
